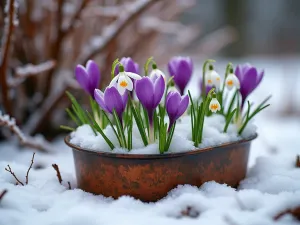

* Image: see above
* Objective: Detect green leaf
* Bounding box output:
[223,108,237,133]
[66,91,89,124]
[142,106,150,138]
[60,125,75,131]
[164,122,176,152]
[112,109,127,148]
[86,111,115,150]
[129,98,148,146]
[101,110,123,146]
[226,90,238,119]
[65,108,80,126]
[238,103,270,135]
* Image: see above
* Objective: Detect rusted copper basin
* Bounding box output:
[65,134,257,202]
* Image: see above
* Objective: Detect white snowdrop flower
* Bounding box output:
[225,73,240,90]
[109,65,142,95]
[209,98,221,113]
[206,70,221,90]
[149,68,166,81]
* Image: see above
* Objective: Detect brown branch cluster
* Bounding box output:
[52,164,71,189]
[4,152,35,186]
[0,0,237,141]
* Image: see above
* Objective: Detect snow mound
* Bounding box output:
[70,115,257,154]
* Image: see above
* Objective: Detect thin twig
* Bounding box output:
[0,111,53,152]
[0,0,17,115]
[52,164,62,184]
[0,189,8,202]
[5,165,24,186]
[274,205,300,221]
[25,153,35,185]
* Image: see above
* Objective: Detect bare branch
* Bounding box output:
[82,5,119,19]
[52,164,62,184]
[0,190,8,202]
[5,165,24,186]
[62,0,89,36]
[0,111,53,153]
[8,60,56,88]
[78,0,161,64]
[0,0,18,115]
[25,153,35,185]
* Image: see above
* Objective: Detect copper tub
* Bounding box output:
[65,135,257,202]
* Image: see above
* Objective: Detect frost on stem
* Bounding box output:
[0,111,54,152]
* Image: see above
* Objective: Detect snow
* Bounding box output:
[1,57,300,225]
[69,114,256,154]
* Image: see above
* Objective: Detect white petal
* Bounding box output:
[155,69,166,78]
[124,75,133,91]
[117,83,126,95]
[109,75,119,87]
[233,75,240,89]
[209,98,221,113]
[126,72,142,80]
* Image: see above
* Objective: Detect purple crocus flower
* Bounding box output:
[166,91,189,131]
[75,60,100,97]
[168,56,193,95]
[115,57,139,74]
[135,75,165,124]
[94,86,128,120]
[235,64,264,107]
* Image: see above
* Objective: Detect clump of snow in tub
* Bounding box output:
[70,114,257,154]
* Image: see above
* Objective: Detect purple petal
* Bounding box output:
[122,91,128,110]
[176,95,189,118]
[166,92,181,122]
[94,89,108,112]
[86,60,100,95]
[240,67,258,100]
[104,86,124,117]
[153,75,165,107]
[75,65,89,93]
[167,59,177,77]
[256,70,264,86]
[119,57,139,74]
[235,65,243,82]
[173,60,193,94]
[135,77,154,111]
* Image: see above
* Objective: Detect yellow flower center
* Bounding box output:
[216,77,220,81]
[227,80,233,86]
[120,80,128,87]
[210,104,219,110]
[207,79,212,84]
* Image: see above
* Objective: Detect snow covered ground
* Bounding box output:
[1,57,300,225]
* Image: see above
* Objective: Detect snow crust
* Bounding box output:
[69,114,257,154]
